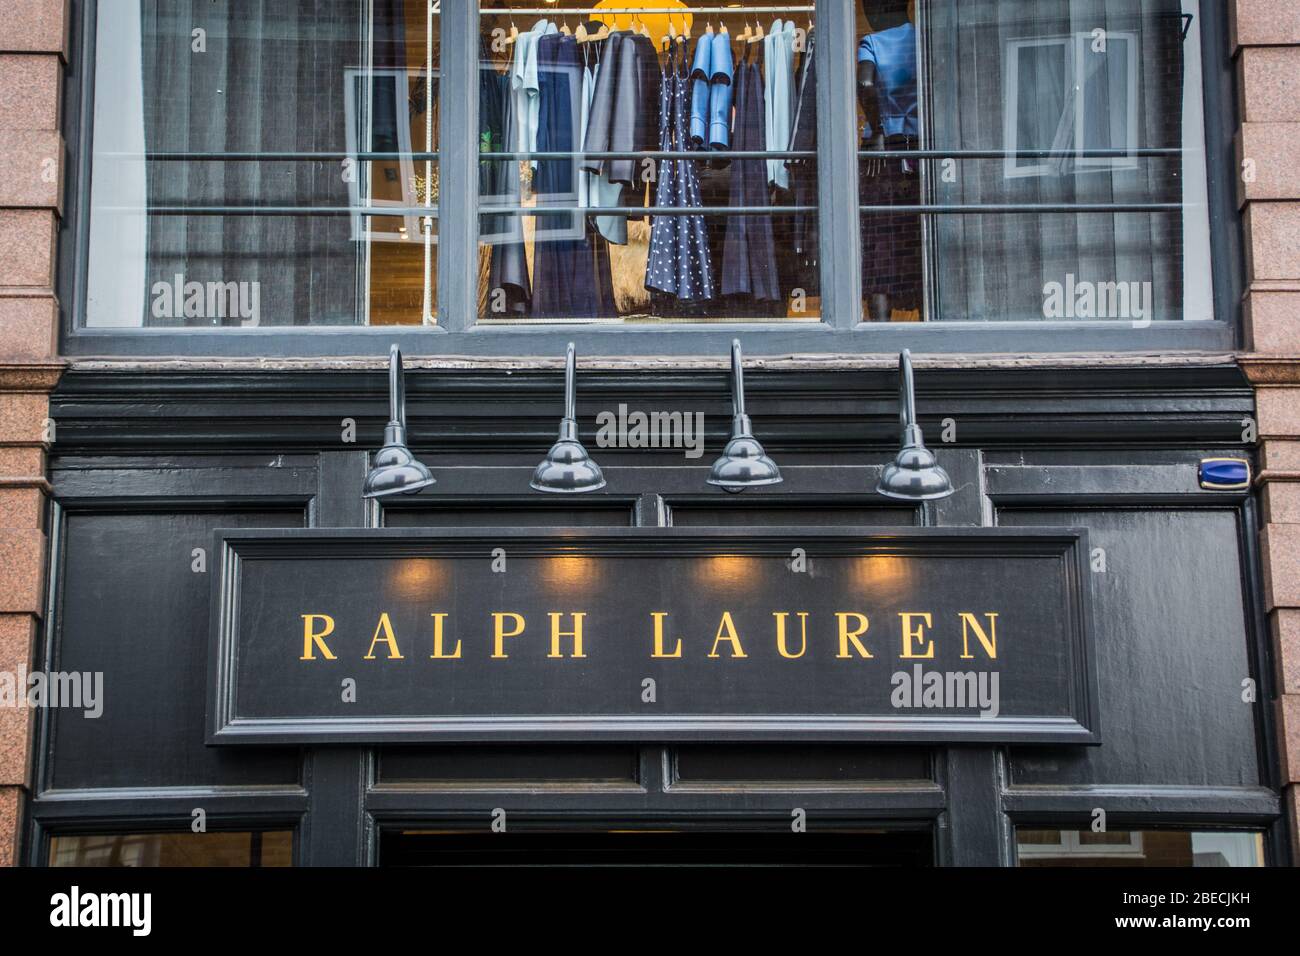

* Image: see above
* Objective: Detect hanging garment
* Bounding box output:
[531,33,614,318]
[707,30,734,152]
[688,31,734,151]
[720,57,780,302]
[581,32,660,241]
[763,19,796,189]
[580,41,629,245]
[511,20,558,166]
[482,37,531,316]
[856,21,919,139]
[689,34,712,146]
[583,32,660,187]
[860,135,922,314]
[646,41,714,301]
[786,27,819,296]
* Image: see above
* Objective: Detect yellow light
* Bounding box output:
[540,555,600,591]
[390,559,446,599]
[694,554,760,590]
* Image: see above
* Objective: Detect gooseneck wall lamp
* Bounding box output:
[707,340,783,494]
[362,345,436,500]
[876,349,954,502]
[531,343,607,494]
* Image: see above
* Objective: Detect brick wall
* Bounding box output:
[1234,0,1300,865]
[0,0,67,866]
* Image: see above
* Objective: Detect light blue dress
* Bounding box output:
[764,19,796,188]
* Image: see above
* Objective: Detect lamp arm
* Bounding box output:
[730,339,745,419]
[564,342,577,422]
[389,344,405,429]
[899,349,916,435]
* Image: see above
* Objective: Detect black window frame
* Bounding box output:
[57,0,1242,357]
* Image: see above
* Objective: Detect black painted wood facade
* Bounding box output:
[23,359,1287,866]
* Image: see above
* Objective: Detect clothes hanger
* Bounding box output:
[737,19,751,42]
[750,20,766,44]
[504,16,518,46]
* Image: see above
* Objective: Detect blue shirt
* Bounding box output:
[857,22,918,139]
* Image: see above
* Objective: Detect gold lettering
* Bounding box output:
[708,611,747,658]
[300,613,338,661]
[547,612,587,659]
[835,612,873,659]
[899,612,935,659]
[959,612,999,660]
[650,612,682,658]
[773,612,809,659]
[429,612,460,659]
[363,612,404,660]
[492,612,525,659]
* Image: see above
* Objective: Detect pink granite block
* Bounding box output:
[0,131,61,210]
[1245,203,1300,283]
[0,210,55,288]
[1233,0,1300,48]
[0,55,60,130]
[1238,124,1300,204]
[0,615,34,788]
[0,488,43,530]
[1263,523,1300,610]
[1263,441,1300,472]
[1280,695,1300,784]
[1275,609,1300,697]
[1256,388,1300,440]
[1240,48,1300,123]
[1264,482,1300,524]
[1244,290,1300,354]
[0,392,48,445]
[0,296,56,360]
[0,529,45,615]
[0,787,19,867]
[0,0,68,56]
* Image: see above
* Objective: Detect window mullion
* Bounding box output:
[437,0,478,332]
[814,0,861,331]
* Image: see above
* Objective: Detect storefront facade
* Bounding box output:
[0,0,1297,867]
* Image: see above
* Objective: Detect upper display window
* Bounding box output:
[72,0,1226,343]
[476,0,821,325]
[84,0,441,329]
[854,0,1212,324]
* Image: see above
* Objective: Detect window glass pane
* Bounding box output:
[1016,829,1264,867]
[477,1,820,325]
[49,831,293,867]
[85,1,440,328]
[855,0,1212,323]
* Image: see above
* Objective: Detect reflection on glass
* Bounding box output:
[1016,829,1264,867]
[855,0,1212,323]
[49,831,293,867]
[478,1,821,324]
[86,1,440,328]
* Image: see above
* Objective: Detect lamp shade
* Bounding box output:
[707,340,782,493]
[876,349,954,501]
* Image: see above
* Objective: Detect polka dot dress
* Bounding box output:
[646,40,715,301]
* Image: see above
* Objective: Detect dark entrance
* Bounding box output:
[379,828,934,867]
